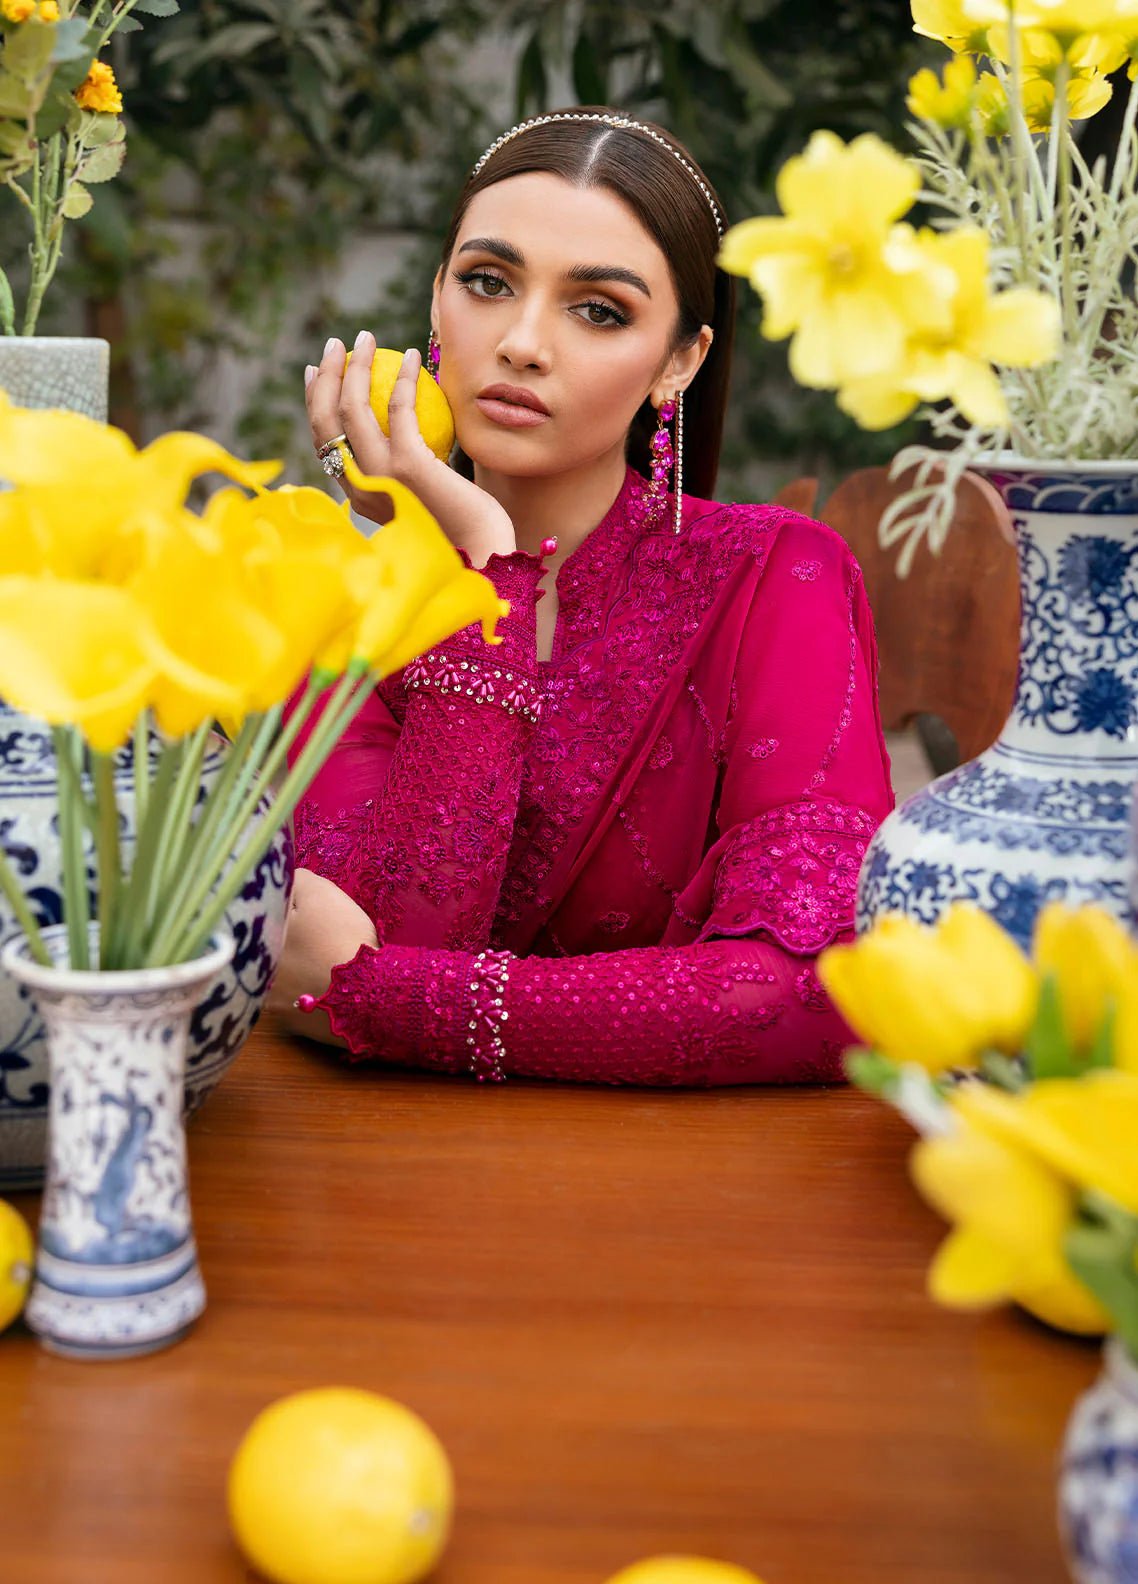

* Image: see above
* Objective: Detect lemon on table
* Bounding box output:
[227,1387,453,1584]
[342,348,455,462]
[605,1561,766,1584]
[0,1199,32,1333]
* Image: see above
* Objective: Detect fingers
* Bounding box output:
[306,336,348,448]
[339,330,379,460]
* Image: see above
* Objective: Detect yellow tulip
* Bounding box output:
[0,579,157,753]
[818,903,1037,1073]
[1032,902,1138,1057]
[340,466,507,674]
[837,227,1060,431]
[907,56,981,130]
[956,1071,1138,1216]
[717,132,952,391]
[912,0,992,52]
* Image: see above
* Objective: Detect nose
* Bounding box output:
[493,297,553,374]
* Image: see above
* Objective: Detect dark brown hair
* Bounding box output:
[439,107,735,500]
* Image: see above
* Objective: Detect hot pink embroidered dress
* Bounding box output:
[293,467,894,1085]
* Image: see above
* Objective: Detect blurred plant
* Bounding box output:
[0,0,178,335]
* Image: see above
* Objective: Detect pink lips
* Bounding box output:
[475,383,551,428]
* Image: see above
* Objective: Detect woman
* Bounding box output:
[271,107,894,1084]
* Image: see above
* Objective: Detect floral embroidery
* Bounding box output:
[746,737,780,760]
[792,559,822,581]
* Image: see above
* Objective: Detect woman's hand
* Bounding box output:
[269,867,379,1047]
[305,330,517,569]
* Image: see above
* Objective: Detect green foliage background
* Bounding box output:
[7,0,938,497]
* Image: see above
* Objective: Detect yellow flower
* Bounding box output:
[0,579,158,754]
[837,226,1060,431]
[907,56,980,130]
[1032,902,1138,1056]
[717,132,949,390]
[340,467,507,676]
[911,0,991,52]
[987,27,1126,127]
[911,1110,1111,1334]
[1,0,36,20]
[966,0,1138,50]
[37,0,58,19]
[0,395,280,579]
[75,60,123,115]
[911,1070,1138,1334]
[818,903,1038,1073]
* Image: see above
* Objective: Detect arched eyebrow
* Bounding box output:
[456,237,652,298]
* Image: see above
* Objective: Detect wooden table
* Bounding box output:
[1,1016,1100,1584]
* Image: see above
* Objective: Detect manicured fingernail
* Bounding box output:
[323,337,338,358]
[354,329,371,351]
[304,364,316,388]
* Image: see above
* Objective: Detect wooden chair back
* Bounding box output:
[773,467,1020,764]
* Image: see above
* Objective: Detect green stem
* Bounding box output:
[1055,60,1076,346]
[130,721,211,957]
[1004,22,1036,284]
[0,842,50,966]
[150,710,278,955]
[144,686,323,966]
[90,753,123,970]
[132,712,150,832]
[52,727,91,971]
[167,674,371,964]
[117,736,182,964]
[96,0,144,51]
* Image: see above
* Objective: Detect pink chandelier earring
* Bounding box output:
[426,330,441,382]
[646,391,684,536]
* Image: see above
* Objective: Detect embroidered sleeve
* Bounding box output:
[290,548,549,952]
[304,935,854,1087]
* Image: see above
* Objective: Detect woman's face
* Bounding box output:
[433,171,710,479]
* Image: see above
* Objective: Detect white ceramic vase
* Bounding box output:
[3,925,234,1359]
[1058,1338,1138,1582]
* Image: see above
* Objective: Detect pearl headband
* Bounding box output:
[470,112,725,240]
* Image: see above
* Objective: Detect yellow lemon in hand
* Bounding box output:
[228,1388,453,1584]
[606,1561,766,1584]
[0,1199,32,1332]
[343,348,455,462]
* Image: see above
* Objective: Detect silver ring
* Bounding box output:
[321,445,351,480]
[316,432,348,459]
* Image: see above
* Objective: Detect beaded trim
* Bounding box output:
[471,112,725,239]
[467,949,513,1082]
[404,649,543,724]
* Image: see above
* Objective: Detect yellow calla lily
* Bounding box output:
[818,903,1038,1073]
[339,467,507,672]
[1032,902,1138,1055]
[0,578,157,753]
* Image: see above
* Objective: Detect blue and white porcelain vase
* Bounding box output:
[1058,1338,1138,1583]
[858,459,1138,950]
[2,925,234,1359]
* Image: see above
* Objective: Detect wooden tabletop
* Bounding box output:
[1,1016,1099,1584]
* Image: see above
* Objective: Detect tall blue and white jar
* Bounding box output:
[2,925,234,1360]
[858,459,1138,950]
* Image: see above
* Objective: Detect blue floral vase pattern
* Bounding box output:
[3,926,235,1359]
[858,459,1138,949]
[0,715,292,1189]
[1059,1339,1138,1584]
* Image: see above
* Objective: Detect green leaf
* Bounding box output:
[48,17,94,65]
[0,120,29,156]
[79,109,124,148]
[571,33,606,105]
[111,13,142,32]
[61,180,92,218]
[0,267,14,338]
[79,137,125,183]
[844,1048,901,1097]
[34,80,82,140]
[0,70,31,119]
[1087,1004,1116,1070]
[1024,974,1076,1080]
[50,51,95,94]
[515,29,546,118]
[4,20,57,87]
[131,0,180,14]
[1066,1197,1138,1358]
